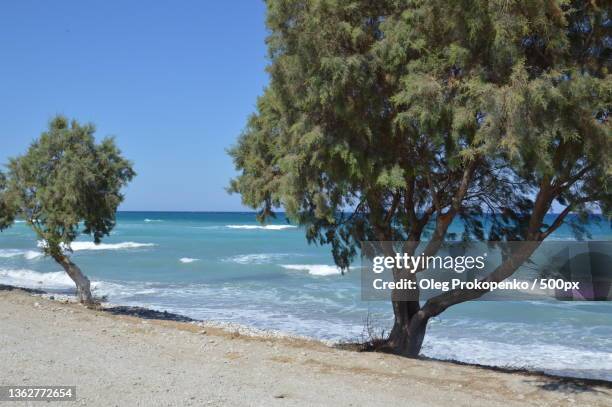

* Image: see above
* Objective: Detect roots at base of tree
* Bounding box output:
[367,300,430,357]
[359,320,428,358]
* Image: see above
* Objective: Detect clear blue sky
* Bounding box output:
[0,1,268,211]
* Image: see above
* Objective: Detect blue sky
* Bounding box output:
[0,1,268,211]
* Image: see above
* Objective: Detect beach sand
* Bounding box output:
[1,287,610,407]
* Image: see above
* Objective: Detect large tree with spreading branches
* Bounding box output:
[0,116,135,305]
[230,0,610,356]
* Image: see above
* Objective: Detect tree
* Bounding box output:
[230,0,611,356]
[0,171,15,230]
[1,116,135,305]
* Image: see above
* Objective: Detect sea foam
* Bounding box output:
[0,268,73,289]
[179,257,200,263]
[280,264,342,276]
[223,253,294,265]
[37,241,156,252]
[0,268,123,295]
[421,334,612,381]
[70,242,156,251]
[0,249,43,260]
[226,224,296,230]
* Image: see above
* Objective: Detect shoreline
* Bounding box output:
[0,284,325,343]
[1,285,611,407]
[2,283,611,388]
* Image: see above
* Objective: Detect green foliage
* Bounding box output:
[0,171,15,230]
[230,0,611,269]
[2,116,135,256]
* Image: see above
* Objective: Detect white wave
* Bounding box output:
[422,335,612,380]
[14,220,26,223]
[0,268,157,297]
[0,249,43,260]
[144,218,163,223]
[0,268,114,294]
[37,240,156,252]
[226,224,296,230]
[223,253,295,265]
[24,250,43,260]
[0,250,20,258]
[92,280,151,297]
[70,241,156,251]
[0,268,73,289]
[281,264,342,276]
[179,257,200,264]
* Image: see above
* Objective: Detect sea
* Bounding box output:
[1,211,610,381]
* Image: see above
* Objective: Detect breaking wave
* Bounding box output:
[179,257,200,264]
[37,241,156,252]
[223,253,295,265]
[280,264,343,276]
[0,268,73,289]
[0,249,43,260]
[226,224,296,230]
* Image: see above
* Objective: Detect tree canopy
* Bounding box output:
[0,171,15,230]
[230,0,611,355]
[231,0,610,255]
[3,116,135,255]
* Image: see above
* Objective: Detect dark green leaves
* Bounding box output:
[0,171,15,230]
[2,116,135,254]
[231,0,611,269]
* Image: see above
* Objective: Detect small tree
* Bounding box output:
[230,0,610,356]
[1,116,135,304]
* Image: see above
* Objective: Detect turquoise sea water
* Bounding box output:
[1,212,611,381]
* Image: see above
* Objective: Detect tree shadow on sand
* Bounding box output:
[439,359,612,394]
[523,377,611,395]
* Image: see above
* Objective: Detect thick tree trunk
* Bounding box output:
[386,300,429,357]
[52,254,94,305]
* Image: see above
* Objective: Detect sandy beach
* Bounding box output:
[0,287,609,407]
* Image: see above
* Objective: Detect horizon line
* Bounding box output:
[116,210,605,217]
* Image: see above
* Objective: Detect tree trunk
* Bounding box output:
[386,300,429,357]
[52,254,94,305]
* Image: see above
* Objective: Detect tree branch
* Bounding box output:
[418,158,480,262]
[540,205,573,239]
[421,240,542,318]
[553,164,594,193]
[383,191,401,226]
